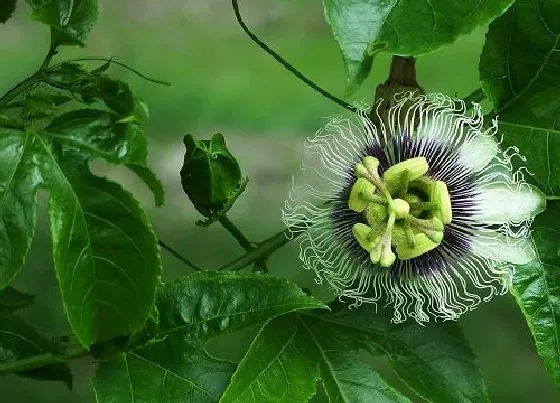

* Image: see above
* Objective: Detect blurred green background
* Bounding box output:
[1,1,558,402]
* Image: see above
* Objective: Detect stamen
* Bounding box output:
[431,181,452,224]
[348,177,376,212]
[383,157,428,192]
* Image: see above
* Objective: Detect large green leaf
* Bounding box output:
[26,0,99,46]
[0,286,35,313]
[39,149,162,347]
[0,312,72,388]
[220,314,320,403]
[155,271,326,346]
[0,130,42,289]
[314,302,489,402]
[223,312,411,403]
[0,128,162,346]
[93,272,326,403]
[323,0,514,94]
[480,0,560,386]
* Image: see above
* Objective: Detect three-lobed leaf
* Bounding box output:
[323,0,514,95]
[0,128,162,347]
[480,0,560,387]
[93,272,326,403]
[225,303,488,403]
[314,302,490,402]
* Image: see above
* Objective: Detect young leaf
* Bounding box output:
[220,314,320,403]
[26,0,99,46]
[0,0,16,24]
[480,0,560,386]
[0,313,72,389]
[322,0,514,95]
[0,130,42,289]
[93,272,325,402]
[0,286,35,312]
[313,302,490,403]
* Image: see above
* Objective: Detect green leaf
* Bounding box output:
[44,109,164,206]
[0,130,42,289]
[156,271,326,345]
[39,150,162,346]
[0,286,35,312]
[0,128,161,346]
[125,163,165,207]
[93,272,324,402]
[157,272,325,336]
[480,0,560,386]
[223,312,411,403]
[300,313,409,403]
[323,0,514,94]
[26,0,99,46]
[314,302,489,402]
[0,0,16,24]
[180,133,244,220]
[93,336,236,403]
[220,314,320,403]
[44,109,148,164]
[0,312,72,388]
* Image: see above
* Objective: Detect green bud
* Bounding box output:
[396,233,439,260]
[348,178,376,212]
[431,181,452,224]
[180,133,244,218]
[383,157,428,188]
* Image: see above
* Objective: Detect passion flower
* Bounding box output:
[283,93,545,323]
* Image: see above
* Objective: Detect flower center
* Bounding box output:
[348,156,452,267]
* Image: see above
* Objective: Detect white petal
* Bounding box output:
[471,183,546,225]
[456,133,499,173]
[470,232,536,265]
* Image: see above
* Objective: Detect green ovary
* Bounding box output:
[348,156,452,268]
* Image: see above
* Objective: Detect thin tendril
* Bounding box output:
[231,0,357,113]
[56,57,171,86]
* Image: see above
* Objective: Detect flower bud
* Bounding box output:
[180,133,244,218]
